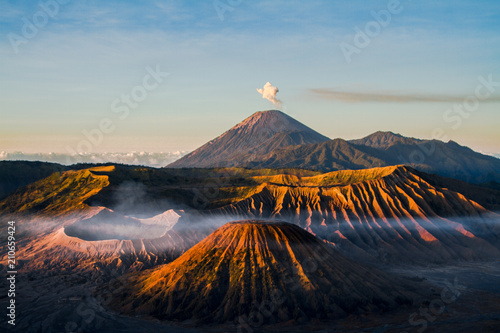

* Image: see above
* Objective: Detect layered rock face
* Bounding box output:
[207,166,500,263]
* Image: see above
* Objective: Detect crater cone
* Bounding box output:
[110,220,420,324]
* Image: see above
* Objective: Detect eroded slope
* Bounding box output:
[111,221,420,324]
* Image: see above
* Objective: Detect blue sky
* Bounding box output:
[1,0,499,155]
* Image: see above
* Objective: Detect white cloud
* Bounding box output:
[0,151,187,167]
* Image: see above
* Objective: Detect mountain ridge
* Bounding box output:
[349,130,422,148]
[168,110,330,168]
[167,111,500,184]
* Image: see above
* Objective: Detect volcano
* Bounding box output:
[168,110,330,168]
[166,110,500,184]
[111,220,419,324]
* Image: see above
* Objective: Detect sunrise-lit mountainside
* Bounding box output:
[110,221,421,324]
[169,111,500,185]
[2,163,500,270]
[1,162,500,330]
[207,166,500,263]
[1,111,500,331]
[0,166,200,274]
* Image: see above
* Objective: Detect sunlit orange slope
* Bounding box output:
[209,166,500,263]
[111,220,420,324]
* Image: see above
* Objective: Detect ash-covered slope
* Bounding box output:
[111,220,419,324]
[168,110,330,168]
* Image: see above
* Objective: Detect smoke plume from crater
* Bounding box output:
[257,82,282,108]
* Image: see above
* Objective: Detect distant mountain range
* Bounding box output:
[168,110,500,185]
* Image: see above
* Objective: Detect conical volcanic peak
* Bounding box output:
[228,110,325,136]
[168,110,330,168]
[111,220,419,324]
